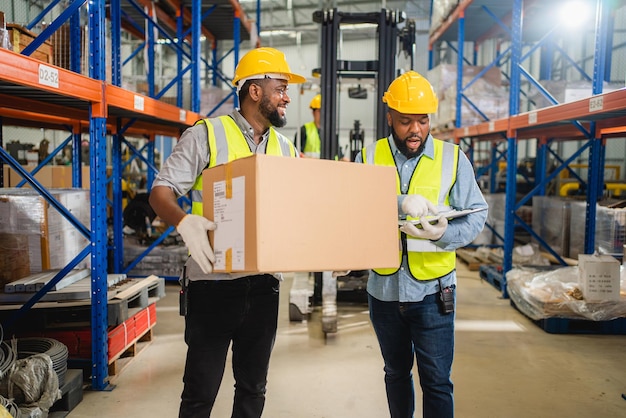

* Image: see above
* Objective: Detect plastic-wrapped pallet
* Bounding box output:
[532,196,573,258]
[429,1,460,35]
[0,188,90,285]
[123,237,188,278]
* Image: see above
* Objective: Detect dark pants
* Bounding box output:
[369,292,455,418]
[179,275,280,418]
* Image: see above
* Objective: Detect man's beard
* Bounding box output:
[260,94,287,127]
[391,126,428,158]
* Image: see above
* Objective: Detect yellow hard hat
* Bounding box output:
[309,94,322,110]
[382,71,438,114]
[232,47,306,86]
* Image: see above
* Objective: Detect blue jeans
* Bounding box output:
[179,275,280,418]
[369,291,455,418]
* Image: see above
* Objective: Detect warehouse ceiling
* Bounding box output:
[235,0,433,47]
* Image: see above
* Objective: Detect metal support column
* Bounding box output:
[88,0,112,391]
[191,0,201,113]
[112,121,124,274]
[111,0,122,86]
[502,0,524,299]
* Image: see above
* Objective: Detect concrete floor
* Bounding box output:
[67,261,626,417]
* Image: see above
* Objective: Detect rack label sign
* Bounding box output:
[38,64,59,88]
[589,96,603,112]
[528,112,537,125]
[134,95,145,111]
[179,109,186,122]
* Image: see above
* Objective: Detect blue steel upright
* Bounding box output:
[88,0,112,391]
[503,0,523,299]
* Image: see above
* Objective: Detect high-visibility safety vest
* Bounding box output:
[190,116,297,215]
[362,137,459,280]
[302,121,321,158]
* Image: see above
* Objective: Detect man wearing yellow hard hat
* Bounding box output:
[296,94,322,158]
[149,47,305,418]
[356,71,488,418]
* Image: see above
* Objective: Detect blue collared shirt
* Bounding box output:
[355,134,488,302]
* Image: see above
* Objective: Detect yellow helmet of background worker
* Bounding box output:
[232,47,306,87]
[309,94,322,110]
[382,71,438,114]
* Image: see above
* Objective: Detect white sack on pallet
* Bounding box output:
[506,266,626,321]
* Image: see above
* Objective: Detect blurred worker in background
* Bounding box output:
[149,47,305,418]
[356,71,488,418]
[296,93,322,158]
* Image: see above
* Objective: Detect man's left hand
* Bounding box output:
[400,216,448,241]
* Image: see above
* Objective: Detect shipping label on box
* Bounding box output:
[578,254,621,302]
[202,154,400,273]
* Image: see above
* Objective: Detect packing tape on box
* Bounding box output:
[225,162,233,199]
[225,248,232,273]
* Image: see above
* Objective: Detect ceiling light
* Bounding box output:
[559,0,591,29]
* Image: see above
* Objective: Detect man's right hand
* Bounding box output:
[401,194,438,218]
[176,214,217,274]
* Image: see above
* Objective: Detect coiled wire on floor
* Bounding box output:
[16,338,68,387]
[1,325,20,417]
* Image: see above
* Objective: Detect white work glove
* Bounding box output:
[176,214,217,274]
[400,216,448,241]
[332,270,351,277]
[401,194,439,218]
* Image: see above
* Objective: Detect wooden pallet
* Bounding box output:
[108,326,154,376]
[0,275,165,328]
[457,248,496,271]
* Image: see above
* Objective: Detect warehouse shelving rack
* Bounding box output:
[428,0,626,297]
[0,0,252,390]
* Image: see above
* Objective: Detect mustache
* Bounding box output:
[404,134,422,141]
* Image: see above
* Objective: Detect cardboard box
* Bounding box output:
[578,254,621,302]
[0,233,30,285]
[6,23,54,64]
[202,154,399,273]
[1,164,8,187]
[6,165,95,189]
[7,165,54,188]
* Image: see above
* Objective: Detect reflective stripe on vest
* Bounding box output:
[190,116,296,215]
[362,137,458,280]
[302,121,321,158]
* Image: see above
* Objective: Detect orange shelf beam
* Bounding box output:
[452,117,509,142]
[510,89,626,131]
[0,94,90,121]
[105,84,201,128]
[0,48,103,104]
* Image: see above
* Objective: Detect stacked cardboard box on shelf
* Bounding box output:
[5,22,53,64]
[0,188,90,286]
[527,80,623,110]
[3,165,92,188]
[427,64,509,132]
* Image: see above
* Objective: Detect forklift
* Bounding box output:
[288,8,414,334]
